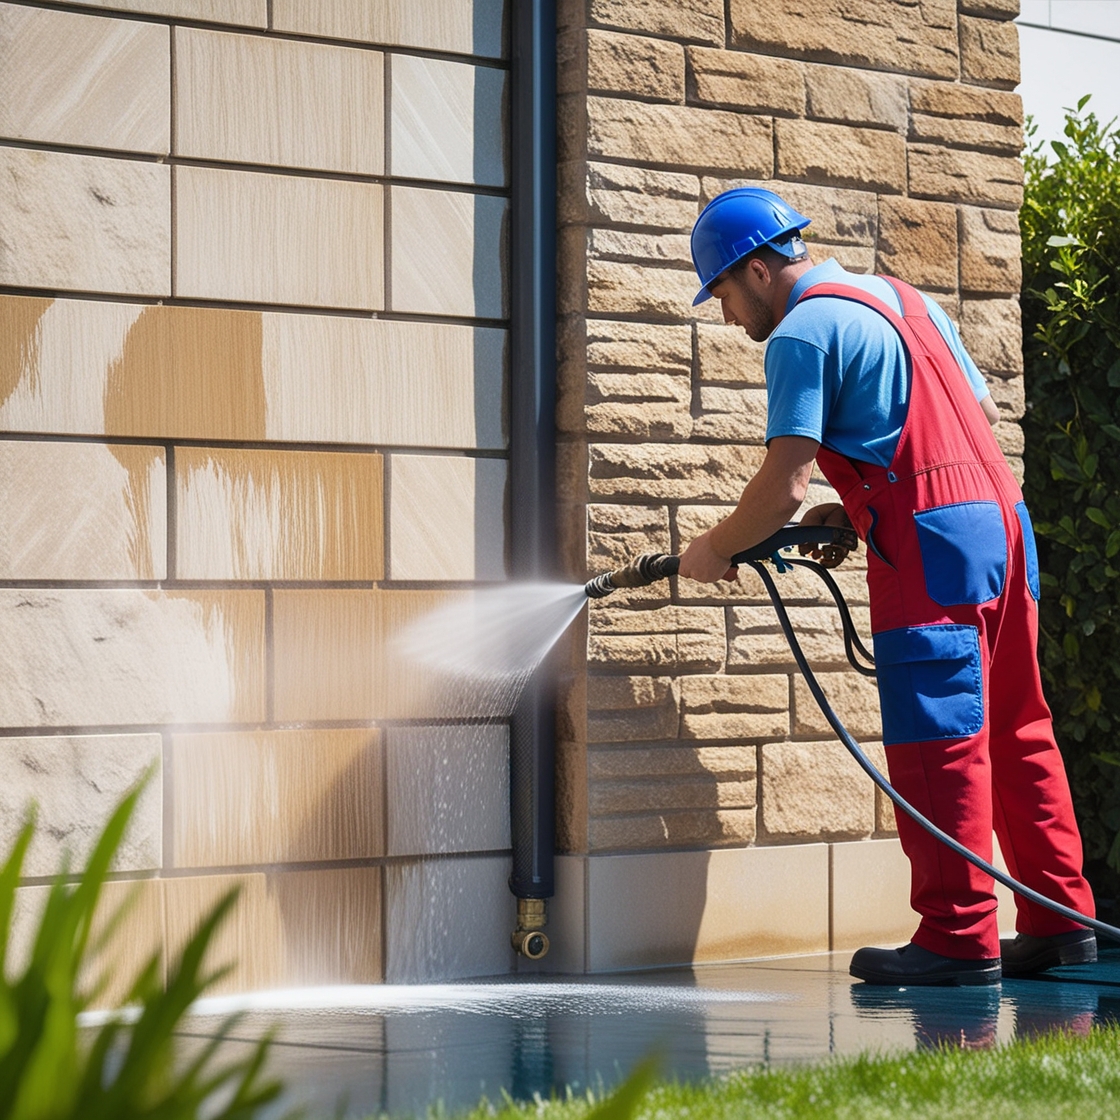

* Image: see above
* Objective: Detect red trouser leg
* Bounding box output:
[883,568,1095,959]
[885,729,1001,960]
[987,576,1095,937]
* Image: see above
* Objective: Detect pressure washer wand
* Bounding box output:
[583,525,858,599]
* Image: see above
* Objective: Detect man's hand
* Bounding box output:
[679,436,819,582]
[678,529,739,584]
[798,503,855,568]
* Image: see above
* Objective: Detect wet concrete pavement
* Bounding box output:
[177,947,1120,1118]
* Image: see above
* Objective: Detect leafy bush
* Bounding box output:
[1021,98,1120,903]
[0,784,283,1119]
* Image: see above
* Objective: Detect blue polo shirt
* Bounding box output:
[764,260,989,466]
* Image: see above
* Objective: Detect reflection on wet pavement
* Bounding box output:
[176,948,1120,1117]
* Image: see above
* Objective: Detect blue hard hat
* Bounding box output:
[690,187,811,306]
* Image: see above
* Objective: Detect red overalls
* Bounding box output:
[800,278,1095,960]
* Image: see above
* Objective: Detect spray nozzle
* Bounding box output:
[584,553,681,598]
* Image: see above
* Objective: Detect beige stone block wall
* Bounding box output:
[0,147,170,295]
[390,187,508,318]
[174,166,384,308]
[385,726,510,856]
[175,447,384,581]
[0,734,162,876]
[0,440,166,579]
[71,1,265,23]
[174,28,385,174]
[0,0,511,996]
[391,55,507,186]
[0,296,506,447]
[557,0,1026,964]
[171,730,384,866]
[0,4,170,153]
[389,455,507,580]
[12,879,167,1005]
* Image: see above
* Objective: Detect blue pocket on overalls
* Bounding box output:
[1013,500,1041,601]
[873,624,984,745]
[913,500,1006,606]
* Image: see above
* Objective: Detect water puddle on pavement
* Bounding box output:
[164,950,1120,1117]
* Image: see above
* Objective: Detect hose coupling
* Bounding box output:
[511,898,550,960]
[584,553,681,599]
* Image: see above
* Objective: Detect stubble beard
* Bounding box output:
[743,285,775,343]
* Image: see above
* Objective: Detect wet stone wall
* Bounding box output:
[0,0,515,992]
[552,0,1026,969]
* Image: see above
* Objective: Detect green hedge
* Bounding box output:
[1021,99,1120,905]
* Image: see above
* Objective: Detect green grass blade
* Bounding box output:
[0,816,35,967]
[84,890,240,1119]
[585,1055,660,1120]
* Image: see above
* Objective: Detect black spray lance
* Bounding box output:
[582,522,1120,947]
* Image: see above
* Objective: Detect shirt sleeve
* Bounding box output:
[923,295,989,401]
[764,335,831,444]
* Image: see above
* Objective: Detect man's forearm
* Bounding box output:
[676,436,819,583]
[709,471,806,558]
[709,437,818,559]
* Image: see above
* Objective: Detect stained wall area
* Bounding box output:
[552,0,1026,970]
[0,0,514,989]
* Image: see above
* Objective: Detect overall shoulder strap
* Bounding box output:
[794,280,913,341]
[881,276,931,319]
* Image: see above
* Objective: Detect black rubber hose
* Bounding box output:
[748,556,1120,945]
[782,557,877,676]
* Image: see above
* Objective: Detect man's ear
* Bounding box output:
[747,256,771,286]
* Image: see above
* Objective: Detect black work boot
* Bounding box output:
[849,942,1001,986]
[1000,929,1097,977]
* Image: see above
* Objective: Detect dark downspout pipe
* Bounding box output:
[508,0,558,960]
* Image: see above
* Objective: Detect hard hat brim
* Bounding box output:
[689,234,809,308]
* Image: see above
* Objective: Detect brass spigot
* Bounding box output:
[511,898,549,960]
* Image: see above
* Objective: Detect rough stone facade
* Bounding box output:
[553,0,1024,965]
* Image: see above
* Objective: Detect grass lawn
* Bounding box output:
[432,1024,1120,1119]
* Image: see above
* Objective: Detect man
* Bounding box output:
[677,187,1096,985]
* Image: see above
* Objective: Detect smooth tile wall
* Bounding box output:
[70,1,266,23]
[391,55,508,185]
[171,729,384,867]
[0,0,511,996]
[272,0,507,59]
[0,440,166,579]
[174,28,384,174]
[175,446,384,580]
[174,166,385,309]
[389,455,507,580]
[0,295,507,448]
[391,187,509,318]
[0,4,170,153]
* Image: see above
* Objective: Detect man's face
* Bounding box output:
[708,262,775,342]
